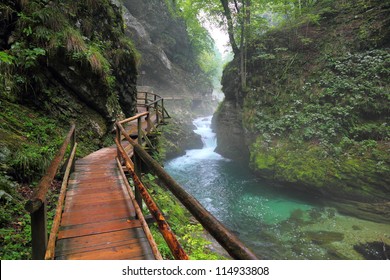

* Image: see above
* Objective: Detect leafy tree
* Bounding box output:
[171,0,223,86]
[175,0,322,90]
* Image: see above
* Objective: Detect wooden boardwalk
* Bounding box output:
[26,90,257,260]
[55,146,155,260]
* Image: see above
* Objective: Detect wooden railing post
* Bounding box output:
[116,124,123,164]
[135,116,143,211]
[155,101,159,124]
[30,202,47,260]
[70,128,76,173]
[137,116,142,146]
[134,152,143,213]
[161,98,165,123]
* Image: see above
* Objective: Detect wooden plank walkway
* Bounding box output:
[55,146,155,260]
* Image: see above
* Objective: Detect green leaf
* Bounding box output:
[0,52,14,64]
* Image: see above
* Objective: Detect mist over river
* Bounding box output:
[164,116,390,259]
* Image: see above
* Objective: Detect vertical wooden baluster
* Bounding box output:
[71,128,76,172]
[137,116,142,146]
[31,202,47,260]
[116,124,123,165]
[134,152,143,214]
[161,98,165,123]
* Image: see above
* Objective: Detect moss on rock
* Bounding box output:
[216,0,390,202]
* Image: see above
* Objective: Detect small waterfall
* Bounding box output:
[170,116,224,166]
[193,116,217,149]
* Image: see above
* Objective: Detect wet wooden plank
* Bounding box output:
[58,219,142,239]
[66,187,123,196]
[64,193,126,205]
[68,178,118,185]
[71,172,116,180]
[67,181,120,189]
[65,189,124,200]
[61,208,133,226]
[55,228,146,255]
[56,237,147,257]
[56,240,154,260]
[62,204,130,217]
[63,198,130,213]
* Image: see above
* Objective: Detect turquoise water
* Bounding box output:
[164,116,314,258]
[165,116,390,259]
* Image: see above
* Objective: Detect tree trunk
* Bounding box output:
[220,0,239,55]
[243,0,251,89]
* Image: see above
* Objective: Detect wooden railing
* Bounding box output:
[116,112,188,260]
[25,124,77,260]
[115,113,258,260]
[137,91,171,123]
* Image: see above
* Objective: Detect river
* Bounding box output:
[165,116,390,259]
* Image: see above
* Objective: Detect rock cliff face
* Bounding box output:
[122,0,212,99]
[120,0,216,157]
[0,0,140,182]
[0,0,214,182]
[213,56,249,162]
[214,0,390,202]
[1,0,138,125]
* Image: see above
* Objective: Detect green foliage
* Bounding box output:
[0,172,31,260]
[10,43,46,69]
[142,174,224,259]
[0,52,14,64]
[2,0,140,116]
[0,171,61,260]
[245,48,389,144]
[239,0,390,199]
[174,0,223,85]
[0,101,64,182]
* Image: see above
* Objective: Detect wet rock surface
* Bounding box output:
[161,119,203,160]
[354,241,390,260]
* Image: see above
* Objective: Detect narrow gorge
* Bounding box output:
[1,0,389,261]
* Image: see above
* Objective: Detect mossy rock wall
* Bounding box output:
[0,0,140,182]
[216,0,390,202]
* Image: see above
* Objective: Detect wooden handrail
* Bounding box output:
[115,158,163,260]
[118,111,149,125]
[115,137,188,260]
[25,124,76,213]
[136,90,170,121]
[116,121,259,260]
[25,124,77,260]
[45,143,78,260]
[145,97,162,106]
